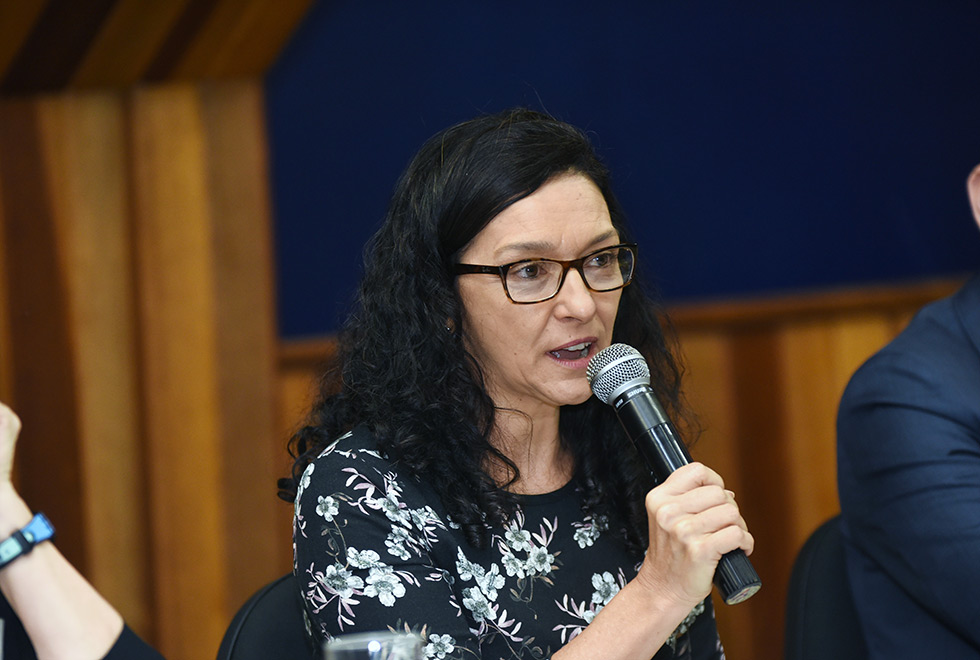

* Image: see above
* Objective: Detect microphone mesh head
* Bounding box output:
[586,343,650,405]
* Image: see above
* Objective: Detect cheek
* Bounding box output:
[463,302,547,368]
[599,294,623,330]
[459,290,510,359]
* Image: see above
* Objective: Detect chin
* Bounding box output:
[557,387,593,408]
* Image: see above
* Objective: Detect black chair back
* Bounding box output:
[784,514,868,660]
[216,573,313,660]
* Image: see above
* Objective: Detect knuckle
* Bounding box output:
[673,516,695,540]
[654,502,677,527]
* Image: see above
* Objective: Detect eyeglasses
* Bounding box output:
[454,243,637,304]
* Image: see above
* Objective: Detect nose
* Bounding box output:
[552,267,597,320]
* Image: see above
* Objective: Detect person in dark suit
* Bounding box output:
[836,163,980,658]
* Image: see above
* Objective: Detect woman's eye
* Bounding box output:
[588,251,614,268]
[513,263,542,280]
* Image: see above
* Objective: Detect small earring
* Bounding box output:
[445,318,456,334]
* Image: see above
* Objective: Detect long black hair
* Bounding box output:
[281,108,692,553]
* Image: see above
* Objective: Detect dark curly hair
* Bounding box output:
[280,108,692,554]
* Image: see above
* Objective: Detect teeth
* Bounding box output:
[565,342,590,351]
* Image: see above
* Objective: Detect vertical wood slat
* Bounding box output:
[677,332,757,660]
[777,315,897,547]
[33,92,152,635]
[129,85,230,659]
[0,99,89,572]
[727,330,796,653]
[0,137,11,404]
[199,81,285,612]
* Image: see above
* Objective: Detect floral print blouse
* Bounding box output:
[293,426,725,660]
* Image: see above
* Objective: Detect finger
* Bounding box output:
[706,525,755,558]
[678,523,755,567]
[0,403,21,438]
[647,483,731,519]
[658,462,725,495]
[663,500,745,543]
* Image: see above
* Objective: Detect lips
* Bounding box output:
[548,340,594,361]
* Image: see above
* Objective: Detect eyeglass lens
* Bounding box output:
[505,246,634,303]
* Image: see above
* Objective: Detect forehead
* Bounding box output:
[464,174,615,260]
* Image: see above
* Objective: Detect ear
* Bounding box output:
[968,163,980,230]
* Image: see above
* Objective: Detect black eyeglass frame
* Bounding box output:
[453,242,637,304]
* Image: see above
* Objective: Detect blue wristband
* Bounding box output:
[0,513,55,569]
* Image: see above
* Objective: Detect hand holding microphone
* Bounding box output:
[587,344,761,605]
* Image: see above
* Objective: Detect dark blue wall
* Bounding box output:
[266,1,980,338]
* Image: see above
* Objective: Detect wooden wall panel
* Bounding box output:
[71,0,190,89]
[0,149,11,404]
[1,81,286,660]
[173,0,315,79]
[727,329,795,655]
[676,332,758,660]
[0,0,313,95]
[130,85,234,658]
[34,92,152,635]
[0,98,89,572]
[128,81,285,658]
[199,81,287,608]
[0,3,47,80]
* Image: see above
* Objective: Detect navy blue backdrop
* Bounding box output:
[266,1,980,338]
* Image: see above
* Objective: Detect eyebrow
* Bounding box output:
[495,229,619,260]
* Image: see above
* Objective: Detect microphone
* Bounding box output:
[586,343,761,605]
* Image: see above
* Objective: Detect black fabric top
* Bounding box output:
[293,425,723,659]
[0,596,163,660]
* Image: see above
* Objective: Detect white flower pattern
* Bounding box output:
[424,633,456,659]
[363,566,406,606]
[294,430,722,660]
[317,495,340,522]
[591,571,620,605]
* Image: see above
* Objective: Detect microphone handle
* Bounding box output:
[614,386,762,605]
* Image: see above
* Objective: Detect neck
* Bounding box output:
[488,407,574,495]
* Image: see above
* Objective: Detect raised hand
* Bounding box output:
[0,401,21,491]
[637,462,754,608]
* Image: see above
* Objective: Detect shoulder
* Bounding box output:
[297,426,401,493]
[294,426,440,524]
[837,276,980,479]
[840,278,980,420]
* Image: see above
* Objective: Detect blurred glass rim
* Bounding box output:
[323,630,423,652]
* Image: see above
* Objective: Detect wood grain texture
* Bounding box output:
[1,0,118,93]
[175,0,315,79]
[0,98,89,572]
[0,0,313,94]
[129,84,230,658]
[0,6,315,655]
[0,138,12,404]
[34,91,153,635]
[2,79,295,659]
[71,0,191,89]
[0,1,47,81]
[199,80,287,610]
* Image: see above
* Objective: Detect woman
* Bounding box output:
[283,108,753,659]
[0,402,163,659]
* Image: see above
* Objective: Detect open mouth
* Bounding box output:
[549,341,593,361]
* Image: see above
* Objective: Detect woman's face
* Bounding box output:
[456,173,623,417]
